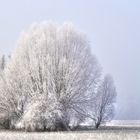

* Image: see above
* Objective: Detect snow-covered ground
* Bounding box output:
[0,120,140,140]
[0,130,140,140]
[107,120,140,127]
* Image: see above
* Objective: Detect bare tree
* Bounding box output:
[0,22,101,130]
[91,74,117,129]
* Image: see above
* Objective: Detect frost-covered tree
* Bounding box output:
[0,22,101,130]
[91,74,117,129]
[0,55,10,128]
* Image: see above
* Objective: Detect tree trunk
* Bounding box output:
[95,122,100,129]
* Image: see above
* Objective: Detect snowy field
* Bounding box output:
[107,120,140,127]
[0,121,140,140]
[0,129,140,140]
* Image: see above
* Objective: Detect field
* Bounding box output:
[0,128,140,140]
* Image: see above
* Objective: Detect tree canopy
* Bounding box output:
[0,22,117,131]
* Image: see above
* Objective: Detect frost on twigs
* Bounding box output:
[0,22,116,131]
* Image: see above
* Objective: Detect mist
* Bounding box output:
[0,0,140,120]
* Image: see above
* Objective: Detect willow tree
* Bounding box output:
[0,22,101,131]
[90,75,117,129]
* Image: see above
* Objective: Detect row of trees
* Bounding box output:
[0,22,117,131]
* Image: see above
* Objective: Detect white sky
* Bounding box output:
[0,0,140,119]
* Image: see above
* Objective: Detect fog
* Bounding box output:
[0,0,140,119]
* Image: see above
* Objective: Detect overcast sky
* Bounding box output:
[0,0,140,120]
